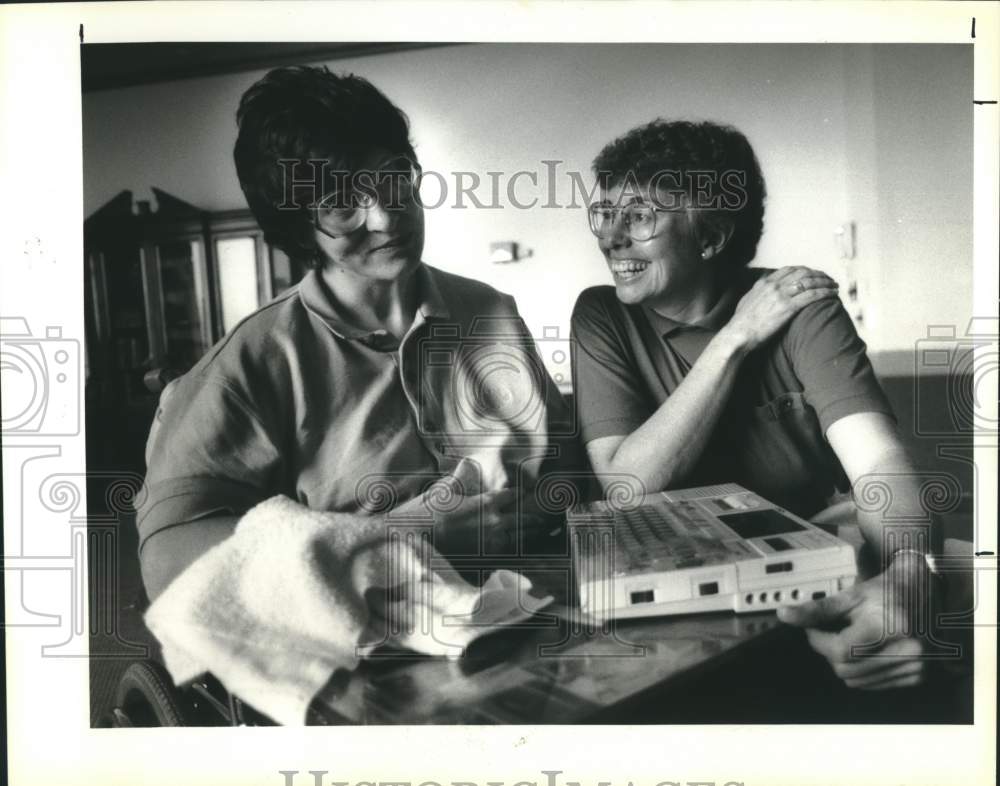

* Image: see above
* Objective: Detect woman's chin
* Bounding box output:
[612,277,647,304]
[376,248,422,276]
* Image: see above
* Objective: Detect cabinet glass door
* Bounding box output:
[155,238,212,371]
[88,244,152,404]
[215,236,260,333]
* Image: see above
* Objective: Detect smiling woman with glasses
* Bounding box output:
[571,118,942,693]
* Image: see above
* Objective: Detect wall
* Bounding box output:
[83,43,973,368]
[839,45,974,371]
[834,46,975,504]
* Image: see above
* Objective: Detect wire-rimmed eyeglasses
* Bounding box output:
[313,156,422,239]
[587,202,676,242]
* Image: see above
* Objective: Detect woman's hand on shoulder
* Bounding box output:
[719,266,839,352]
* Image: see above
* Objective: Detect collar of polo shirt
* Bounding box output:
[297,262,451,340]
[641,279,742,339]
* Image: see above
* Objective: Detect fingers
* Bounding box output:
[730,267,840,351]
[765,266,805,283]
[803,627,846,662]
[802,623,929,690]
[767,265,836,286]
[841,657,926,690]
[830,636,925,680]
[785,276,838,298]
[353,534,433,591]
[789,286,840,306]
[753,269,838,308]
[764,267,837,295]
[801,622,894,665]
[777,586,862,629]
[848,669,925,691]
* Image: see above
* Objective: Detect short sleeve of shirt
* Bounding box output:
[783,295,895,432]
[571,288,651,444]
[136,372,284,551]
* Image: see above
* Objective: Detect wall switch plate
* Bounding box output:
[489,241,532,264]
[834,222,856,260]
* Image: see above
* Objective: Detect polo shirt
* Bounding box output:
[137,262,580,551]
[570,267,895,518]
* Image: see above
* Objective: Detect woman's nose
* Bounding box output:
[364,198,405,233]
[603,217,631,249]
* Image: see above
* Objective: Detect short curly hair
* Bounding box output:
[593,119,766,269]
[234,66,416,269]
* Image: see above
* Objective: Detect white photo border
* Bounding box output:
[1,2,996,786]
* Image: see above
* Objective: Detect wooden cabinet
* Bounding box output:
[84,189,306,470]
[207,211,303,334]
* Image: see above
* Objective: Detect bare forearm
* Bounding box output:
[851,450,943,565]
[602,330,748,491]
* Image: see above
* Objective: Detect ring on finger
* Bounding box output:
[794,280,805,294]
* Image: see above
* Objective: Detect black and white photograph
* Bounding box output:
[1,3,997,786]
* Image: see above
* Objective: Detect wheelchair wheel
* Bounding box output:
[107,661,189,727]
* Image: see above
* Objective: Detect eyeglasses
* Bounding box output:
[313,156,422,239]
[587,202,675,242]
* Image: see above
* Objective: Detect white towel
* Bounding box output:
[145,477,551,725]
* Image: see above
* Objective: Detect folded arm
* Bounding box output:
[582,267,839,493]
[585,328,748,494]
[141,490,565,605]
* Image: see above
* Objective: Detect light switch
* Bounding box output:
[834,222,856,260]
[489,241,532,264]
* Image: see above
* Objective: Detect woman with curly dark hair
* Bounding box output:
[572,119,939,692]
[138,66,578,600]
